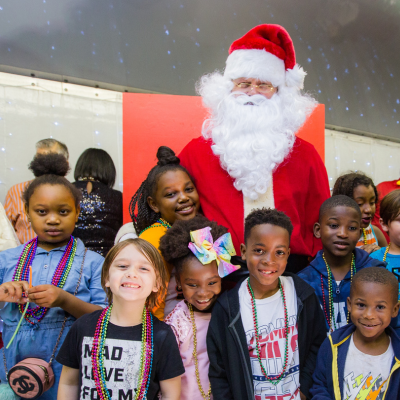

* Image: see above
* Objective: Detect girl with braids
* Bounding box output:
[160,215,240,400]
[332,172,387,253]
[0,153,105,399]
[129,146,200,319]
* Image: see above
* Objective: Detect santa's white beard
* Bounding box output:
[198,73,317,200]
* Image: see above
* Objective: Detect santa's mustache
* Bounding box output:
[231,93,268,106]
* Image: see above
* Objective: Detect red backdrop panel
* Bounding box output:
[123,93,325,223]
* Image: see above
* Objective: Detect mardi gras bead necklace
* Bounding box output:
[247,277,289,385]
[12,236,77,325]
[187,303,212,400]
[362,228,368,245]
[91,305,153,400]
[321,253,355,332]
[139,218,171,236]
[383,243,390,262]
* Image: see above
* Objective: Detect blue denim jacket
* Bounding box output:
[0,238,106,399]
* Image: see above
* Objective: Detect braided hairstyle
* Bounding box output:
[159,215,228,276]
[23,153,82,208]
[332,172,378,204]
[129,146,195,234]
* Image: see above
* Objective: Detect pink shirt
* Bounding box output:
[165,300,212,400]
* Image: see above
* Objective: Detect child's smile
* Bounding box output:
[241,223,290,299]
[105,245,159,304]
[348,281,399,342]
[179,258,221,312]
[148,170,200,225]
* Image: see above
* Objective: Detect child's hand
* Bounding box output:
[300,392,307,400]
[0,281,29,303]
[27,285,66,308]
[360,244,380,254]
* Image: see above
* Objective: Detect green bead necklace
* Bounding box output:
[322,253,355,332]
[246,277,289,386]
[139,218,171,236]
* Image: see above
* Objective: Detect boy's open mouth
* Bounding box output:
[360,322,379,328]
[259,269,277,276]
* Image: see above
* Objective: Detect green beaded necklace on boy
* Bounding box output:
[246,277,289,385]
[139,218,171,236]
[321,253,356,332]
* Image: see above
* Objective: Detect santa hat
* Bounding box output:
[224,24,306,89]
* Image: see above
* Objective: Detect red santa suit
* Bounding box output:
[373,179,400,242]
[179,136,330,258]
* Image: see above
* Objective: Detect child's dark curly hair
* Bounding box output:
[332,172,378,204]
[244,208,293,243]
[129,146,195,235]
[23,153,82,208]
[159,215,228,275]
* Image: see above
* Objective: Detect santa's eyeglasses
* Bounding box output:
[233,81,277,93]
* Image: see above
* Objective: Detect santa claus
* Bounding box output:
[179,24,330,272]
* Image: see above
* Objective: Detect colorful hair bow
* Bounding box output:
[188,227,241,278]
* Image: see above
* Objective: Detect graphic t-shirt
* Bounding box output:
[239,277,300,400]
[343,335,394,400]
[56,309,185,400]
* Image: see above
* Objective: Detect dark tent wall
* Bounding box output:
[0,0,399,139]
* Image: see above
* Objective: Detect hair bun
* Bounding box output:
[156,146,180,167]
[29,153,70,178]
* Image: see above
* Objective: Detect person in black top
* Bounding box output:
[57,239,184,399]
[72,148,123,257]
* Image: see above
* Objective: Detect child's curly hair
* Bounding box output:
[332,172,378,203]
[129,146,195,235]
[244,208,293,243]
[159,215,228,275]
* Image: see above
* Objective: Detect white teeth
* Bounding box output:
[180,206,192,211]
[197,299,211,303]
[260,270,275,275]
[122,283,140,288]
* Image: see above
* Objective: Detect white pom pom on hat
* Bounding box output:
[224,24,306,89]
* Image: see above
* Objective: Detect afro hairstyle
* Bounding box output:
[244,208,293,243]
[159,214,228,275]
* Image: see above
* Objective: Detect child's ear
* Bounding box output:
[75,205,81,222]
[379,218,389,233]
[346,296,352,312]
[24,204,30,221]
[240,243,247,261]
[392,301,400,318]
[313,222,321,239]
[147,196,160,214]
[105,278,110,288]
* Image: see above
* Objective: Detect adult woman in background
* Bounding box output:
[73,148,122,257]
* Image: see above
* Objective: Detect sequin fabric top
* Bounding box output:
[72,181,123,257]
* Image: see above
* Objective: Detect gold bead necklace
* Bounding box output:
[188,303,212,400]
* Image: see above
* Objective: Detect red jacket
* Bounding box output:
[373,179,400,242]
[179,136,330,257]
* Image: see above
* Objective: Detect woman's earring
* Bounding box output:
[176,285,182,293]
